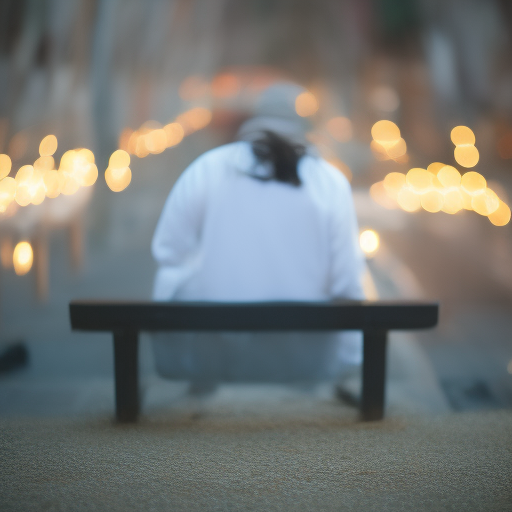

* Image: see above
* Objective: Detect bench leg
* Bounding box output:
[361,330,387,421]
[113,330,139,422]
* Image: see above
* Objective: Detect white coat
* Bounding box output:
[151,141,366,382]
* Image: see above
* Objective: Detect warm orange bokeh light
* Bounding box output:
[145,129,167,154]
[383,172,406,199]
[441,189,463,214]
[59,172,80,196]
[39,134,58,157]
[450,126,475,146]
[295,92,319,117]
[488,201,511,226]
[164,122,185,147]
[454,145,479,168]
[370,140,391,161]
[421,190,444,213]
[34,156,55,172]
[43,170,61,198]
[211,73,240,98]
[406,168,432,193]
[437,165,461,188]
[386,138,407,159]
[370,181,398,209]
[109,149,130,169]
[471,189,499,216]
[77,148,95,163]
[461,171,486,196]
[13,241,33,276]
[118,128,134,153]
[15,165,35,206]
[427,162,445,175]
[397,187,421,212]
[359,229,380,256]
[371,120,400,143]
[105,166,132,192]
[0,154,12,179]
[0,177,17,211]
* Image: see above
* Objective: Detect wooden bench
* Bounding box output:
[69,300,438,422]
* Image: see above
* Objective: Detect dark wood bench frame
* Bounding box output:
[69,300,438,422]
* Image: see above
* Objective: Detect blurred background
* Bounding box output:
[1,0,512,414]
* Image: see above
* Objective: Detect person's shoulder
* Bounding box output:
[301,154,351,192]
[192,141,250,166]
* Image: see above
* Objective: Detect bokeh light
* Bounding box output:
[118,128,133,153]
[471,189,499,216]
[105,166,132,192]
[109,149,130,169]
[441,189,463,214]
[176,107,212,134]
[460,188,474,210]
[359,229,380,256]
[39,134,58,157]
[371,120,400,143]
[0,177,17,211]
[450,126,475,146]
[370,181,398,209]
[145,128,167,154]
[0,154,12,179]
[461,171,486,196]
[13,241,33,276]
[427,162,445,175]
[437,165,461,188]
[397,187,421,212]
[370,140,391,161]
[488,201,511,226]
[406,168,432,194]
[386,138,407,159]
[295,91,319,117]
[164,122,184,147]
[34,156,54,172]
[421,190,444,213]
[15,165,35,206]
[454,145,479,168]
[383,172,406,199]
[211,73,240,98]
[43,170,61,198]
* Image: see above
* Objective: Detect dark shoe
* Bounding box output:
[333,364,361,407]
[334,383,360,407]
[0,342,29,373]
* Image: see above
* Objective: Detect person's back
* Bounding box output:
[151,82,366,385]
[152,141,363,303]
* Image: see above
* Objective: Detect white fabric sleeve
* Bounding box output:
[327,167,366,300]
[151,156,208,299]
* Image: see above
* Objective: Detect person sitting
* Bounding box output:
[151,82,366,392]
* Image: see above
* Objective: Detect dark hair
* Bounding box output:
[251,130,306,186]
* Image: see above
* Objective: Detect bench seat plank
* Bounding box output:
[70,300,438,332]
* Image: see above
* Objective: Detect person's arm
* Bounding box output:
[151,154,209,299]
[326,166,366,300]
